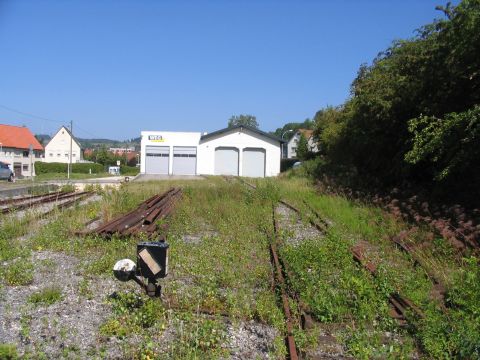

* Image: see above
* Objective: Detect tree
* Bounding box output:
[296,134,309,160]
[228,114,259,129]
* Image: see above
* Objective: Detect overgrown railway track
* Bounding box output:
[1,190,94,215]
[234,177,440,356]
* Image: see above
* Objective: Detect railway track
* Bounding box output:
[1,191,93,214]
[234,178,432,336]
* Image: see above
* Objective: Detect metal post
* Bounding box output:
[68,121,73,180]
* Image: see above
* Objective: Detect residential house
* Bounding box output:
[44,126,83,163]
[286,129,318,158]
[0,124,44,177]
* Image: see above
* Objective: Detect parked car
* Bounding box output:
[292,161,302,168]
[0,161,14,181]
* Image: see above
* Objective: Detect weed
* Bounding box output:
[28,286,63,306]
[2,260,34,286]
[0,344,18,360]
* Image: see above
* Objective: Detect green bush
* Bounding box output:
[0,344,18,360]
[120,165,140,176]
[35,162,104,174]
[281,158,297,172]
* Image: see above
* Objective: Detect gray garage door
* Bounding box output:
[242,148,265,178]
[172,147,197,175]
[214,147,239,176]
[145,146,169,174]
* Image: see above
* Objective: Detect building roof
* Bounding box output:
[46,126,82,149]
[0,124,43,151]
[200,125,285,143]
[297,129,314,139]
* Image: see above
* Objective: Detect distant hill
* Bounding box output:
[35,134,141,150]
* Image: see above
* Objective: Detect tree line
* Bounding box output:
[311,0,480,205]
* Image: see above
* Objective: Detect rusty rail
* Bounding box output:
[87,187,182,239]
[271,206,299,360]
[351,242,424,323]
[1,191,81,214]
[0,191,65,206]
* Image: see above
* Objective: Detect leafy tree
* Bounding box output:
[405,105,480,181]
[296,134,309,160]
[228,114,259,129]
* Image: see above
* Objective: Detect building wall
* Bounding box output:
[0,147,42,176]
[44,128,82,163]
[198,128,281,177]
[140,131,202,174]
[140,129,281,177]
[287,133,300,158]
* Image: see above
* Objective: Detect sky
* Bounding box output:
[0,0,454,141]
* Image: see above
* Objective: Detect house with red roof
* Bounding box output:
[0,124,44,177]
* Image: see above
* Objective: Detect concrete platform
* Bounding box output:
[0,183,58,198]
[133,174,205,181]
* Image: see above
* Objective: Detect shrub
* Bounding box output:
[35,162,104,174]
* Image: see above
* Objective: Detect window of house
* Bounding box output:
[72,153,76,157]
[23,164,28,171]
[49,153,53,157]
[57,153,61,157]
[65,153,69,157]
[23,151,29,157]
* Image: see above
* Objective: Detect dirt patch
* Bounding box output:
[276,204,323,246]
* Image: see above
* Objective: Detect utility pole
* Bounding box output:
[67,121,73,179]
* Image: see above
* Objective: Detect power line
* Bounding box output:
[0,103,105,139]
[0,104,64,124]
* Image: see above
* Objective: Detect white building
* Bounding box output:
[0,124,43,177]
[140,125,283,177]
[286,129,318,158]
[44,126,83,163]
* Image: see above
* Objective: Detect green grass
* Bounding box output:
[28,286,63,306]
[0,343,18,360]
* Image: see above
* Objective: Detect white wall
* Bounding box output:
[140,131,202,174]
[141,128,281,177]
[0,148,42,176]
[198,128,281,177]
[44,127,82,163]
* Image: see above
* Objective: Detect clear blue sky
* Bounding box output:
[0,0,453,141]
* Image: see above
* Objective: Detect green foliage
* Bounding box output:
[28,286,63,306]
[120,165,140,176]
[309,0,480,203]
[227,114,259,129]
[296,134,309,161]
[0,344,18,360]
[2,260,34,286]
[35,162,104,174]
[405,105,480,180]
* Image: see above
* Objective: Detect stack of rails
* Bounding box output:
[89,187,182,239]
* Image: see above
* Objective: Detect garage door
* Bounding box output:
[145,146,169,174]
[172,147,197,175]
[242,148,265,178]
[214,147,239,176]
